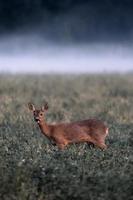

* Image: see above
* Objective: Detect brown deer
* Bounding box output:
[28,102,109,150]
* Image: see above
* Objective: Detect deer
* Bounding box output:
[28,102,109,150]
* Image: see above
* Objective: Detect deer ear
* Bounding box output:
[28,103,35,111]
[41,103,49,111]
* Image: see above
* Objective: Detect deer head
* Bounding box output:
[28,102,48,124]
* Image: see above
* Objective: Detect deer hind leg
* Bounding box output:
[89,141,107,150]
[95,138,107,150]
[96,142,107,150]
[89,138,107,150]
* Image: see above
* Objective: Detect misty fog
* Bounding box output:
[0,0,133,73]
[0,35,133,73]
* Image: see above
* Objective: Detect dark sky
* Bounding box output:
[0,0,133,42]
[0,0,133,73]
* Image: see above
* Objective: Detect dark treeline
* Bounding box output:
[0,0,133,42]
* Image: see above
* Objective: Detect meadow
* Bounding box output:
[0,74,133,200]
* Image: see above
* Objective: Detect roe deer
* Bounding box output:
[28,103,109,150]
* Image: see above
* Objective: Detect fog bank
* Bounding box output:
[0,35,133,74]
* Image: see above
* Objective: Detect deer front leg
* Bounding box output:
[57,143,67,150]
[56,138,69,150]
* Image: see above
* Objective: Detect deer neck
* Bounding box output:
[38,119,51,137]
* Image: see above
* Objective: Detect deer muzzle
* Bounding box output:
[34,117,40,123]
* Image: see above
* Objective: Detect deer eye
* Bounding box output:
[40,113,43,116]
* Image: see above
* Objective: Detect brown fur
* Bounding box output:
[28,103,109,150]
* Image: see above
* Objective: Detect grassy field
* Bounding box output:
[0,74,133,200]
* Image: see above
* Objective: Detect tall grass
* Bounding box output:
[0,74,133,200]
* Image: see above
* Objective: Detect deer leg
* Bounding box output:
[55,138,69,150]
[89,137,107,150]
[99,138,107,150]
[57,143,67,150]
[87,142,95,148]
[89,134,107,150]
[93,141,107,150]
[97,143,107,150]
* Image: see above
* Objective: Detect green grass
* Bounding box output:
[0,74,133,200]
